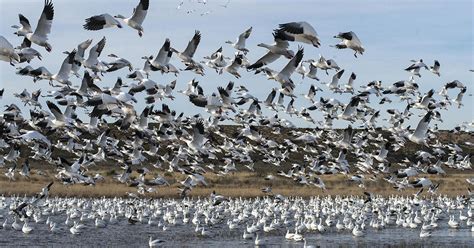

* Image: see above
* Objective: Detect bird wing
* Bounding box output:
[155,39,171,64]
[0,36,15,50]
[18,14,32,32]
[330,69,344,88]
[83,15,107,30]
[236,26,252,47]
[278,22,304,34]
[130,0,149,24]
[247,52,281,70]
[280,47,303,76]
[264,89,276,104]
[182,30,201,58]
[413,111,432,138]
[88,37,106,61]
[57,50,76,78]
[46,100,65,121]
[33,0,54,38]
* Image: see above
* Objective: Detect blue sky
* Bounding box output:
[0,0,472,129]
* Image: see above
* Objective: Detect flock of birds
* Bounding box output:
[0,193,473,246]
[0,0,473,246]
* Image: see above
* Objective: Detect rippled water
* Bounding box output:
[0,202,473,247]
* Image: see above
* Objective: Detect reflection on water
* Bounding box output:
[0,197,473,247]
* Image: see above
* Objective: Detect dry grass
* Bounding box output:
[0,170,471,198]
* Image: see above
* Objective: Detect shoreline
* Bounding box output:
[1,172,472,198]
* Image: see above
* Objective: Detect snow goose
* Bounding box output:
[12,14,32,37]
[408,111,433,145]
[225,26,252,54]
[220,54,243,78]
[106,54,133,72]
[254,233,266,246]
[247,30,294,70]
[338,96,360,121]
[16,38,42,63]
[114,0,150,37]
[46,100,69,128]
[261,46,304,86]
[429,60,440,76]
[171,30,201,64]
[18,0,54,52]
[0,36,21,65]
[147,38,171,72]
[453,87,466,108]
[84,14,122,31]
[405,59,428,77]
[52,50,76,85]
[83,37,107,73]
[22,220,33,234]
[304,62,319,80]
[333,31,365,57]
[276,21,321,47]
[324,69,344,91]
[68,39,93,77]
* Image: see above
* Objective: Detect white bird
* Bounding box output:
[106,54,133,72]
[247,30,294,70]
[429,60,440,76]
[276,21,321,47]
[114,0,150,37]
[22,220,33,234]
[333,31,365,57]
[83,37,107,73]
[405,59,428,77]
[83,14,122,30]
[225,26,252,54]
[51,50,76,85]
[0,36,21,65]
[171,30,201,64]
[260,47,304,87]
[408,111,433,146]
[15,0,54,52]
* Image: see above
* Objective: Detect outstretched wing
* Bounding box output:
[130,0,149,24]
[33,0,54,38]
[183,30,201,58]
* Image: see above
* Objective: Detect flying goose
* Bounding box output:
[260,46,304,86]
[324,69,345,91]
[332,31,365,57]
[405,59,428,77]
[83,36,107,73]
[220,54,243,78]
[225,26,252,54]
[408,111,433,145]
[51,50,76,85]
[146,38,178,75]
[16,38,42,63]
[67,39,93,77]
[0,36,21,65]
[429,60,440,76]
[106,54,133,72]
[171,30,201,64]
[247,30,294,70]
[276,21,321,47]
[15,0,54,52]
[338,96,360,121]
[84,14,122,30]
[114,0,150,37]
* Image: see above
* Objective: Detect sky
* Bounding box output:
[0,0,473,129]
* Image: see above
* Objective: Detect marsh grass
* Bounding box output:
[0,171,471,198]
